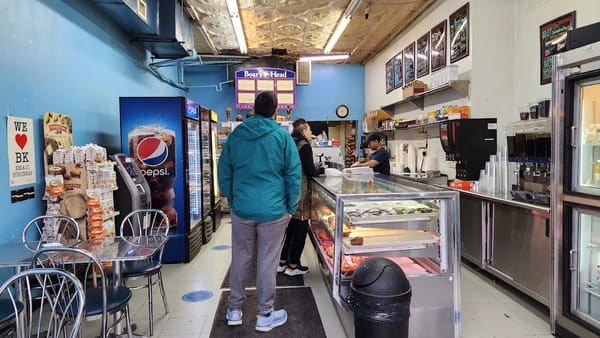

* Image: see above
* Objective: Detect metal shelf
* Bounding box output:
[381,80,470,111]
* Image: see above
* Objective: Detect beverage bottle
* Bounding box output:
[594,160,600,185]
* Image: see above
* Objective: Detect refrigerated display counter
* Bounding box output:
[309,175,460,338]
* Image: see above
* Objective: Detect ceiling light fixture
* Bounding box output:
[299,54,350,62]
[226,0,247,54]
[324,0,363,54]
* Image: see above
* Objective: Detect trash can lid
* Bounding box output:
[351,257,411,295]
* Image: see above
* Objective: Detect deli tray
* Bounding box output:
[344,200,438,225]
[343,229,440,254]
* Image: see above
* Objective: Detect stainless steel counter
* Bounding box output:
[444,187,550,214]
[443,186,551,307]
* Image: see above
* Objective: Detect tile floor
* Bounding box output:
[85,217,554,337]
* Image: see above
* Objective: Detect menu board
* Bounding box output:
[235,68,296,109]
[539,12,576,85]
[257,79,274,91]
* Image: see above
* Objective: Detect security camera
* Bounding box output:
[364,1,370,19]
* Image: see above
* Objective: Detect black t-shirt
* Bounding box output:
[371,147,390,175]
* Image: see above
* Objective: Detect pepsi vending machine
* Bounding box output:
[120,97,204,263]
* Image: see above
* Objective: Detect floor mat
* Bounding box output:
[221,263,304,289]
[210,287,327,338]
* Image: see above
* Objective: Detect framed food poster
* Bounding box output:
[385,58,394,94]
[416,32,430,78]
[393,51,403,89]
[449,3,469,64]
[403,42,415,84]
[430,20,447,72]
[539,11,576,85]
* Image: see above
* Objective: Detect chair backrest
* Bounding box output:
[32,247,109,337]
[22,215,81,251]
[0,268,85,338]
[120,209,170,238]
[120,209,169,259]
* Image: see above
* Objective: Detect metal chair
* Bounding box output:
[119,208,170,336]
[0,268,85,338]
[33,247,133,338]
[22,214,81,251]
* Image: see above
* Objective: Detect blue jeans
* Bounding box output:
[228,212,289,315]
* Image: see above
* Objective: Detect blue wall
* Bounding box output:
[0,1,364,271]
[0,1,183,248]
[185,64,365,132]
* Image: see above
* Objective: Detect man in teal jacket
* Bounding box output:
[218,91,301,332]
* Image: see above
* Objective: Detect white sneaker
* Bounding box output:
[284,265,309,276]
[276,261,287,273]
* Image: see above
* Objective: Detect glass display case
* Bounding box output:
[309,175,460,338]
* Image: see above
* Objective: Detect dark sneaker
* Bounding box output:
[226,308,243,326]
[284,264,309,276]
[276,261,287,273]
[255,309,288,332]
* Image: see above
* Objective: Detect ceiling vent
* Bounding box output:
[296,60,311,85]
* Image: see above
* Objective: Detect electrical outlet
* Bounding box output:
[447,161,456,169]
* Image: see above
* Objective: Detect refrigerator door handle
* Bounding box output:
[569,249,577,271]
[570,125,577,148]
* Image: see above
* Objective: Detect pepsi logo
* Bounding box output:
[137,137,168,166]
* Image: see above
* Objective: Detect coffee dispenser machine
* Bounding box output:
[439,118,497,180]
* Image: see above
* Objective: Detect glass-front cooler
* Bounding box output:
[552,39,600,337]
[570,77,600,195]
[309,175,460,338]
[200,108,212,218]
[570,207,600,327]
[186,119,202,230]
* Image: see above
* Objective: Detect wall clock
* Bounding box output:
[336,104,349,118]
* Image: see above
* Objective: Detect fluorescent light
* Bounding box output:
[324,0,362,54]
[324,17,351,54]
[299,54,350,62]
[226,0,247,54]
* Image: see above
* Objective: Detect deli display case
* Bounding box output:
[309,175,460,338]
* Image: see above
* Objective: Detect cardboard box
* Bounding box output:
[402,80,428,98]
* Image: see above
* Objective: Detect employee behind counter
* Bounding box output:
[351,133,390,175]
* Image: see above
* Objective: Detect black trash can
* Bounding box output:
[348,257,411,338]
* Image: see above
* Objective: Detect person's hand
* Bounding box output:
[351,162,359,168]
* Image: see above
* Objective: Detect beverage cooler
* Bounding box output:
[552,39,600,336]
[119,97,205,263]
[209,110,222,232]
[199,107,214,244]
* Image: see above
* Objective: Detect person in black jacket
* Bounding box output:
[278,119,322,275]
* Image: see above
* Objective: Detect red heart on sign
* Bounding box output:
[15,134,27,150]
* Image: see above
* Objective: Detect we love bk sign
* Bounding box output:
[7,116,36,186]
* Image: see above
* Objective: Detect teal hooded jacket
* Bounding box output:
[218,115,301,221]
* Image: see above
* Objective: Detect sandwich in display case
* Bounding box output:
[309,175,460,338]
